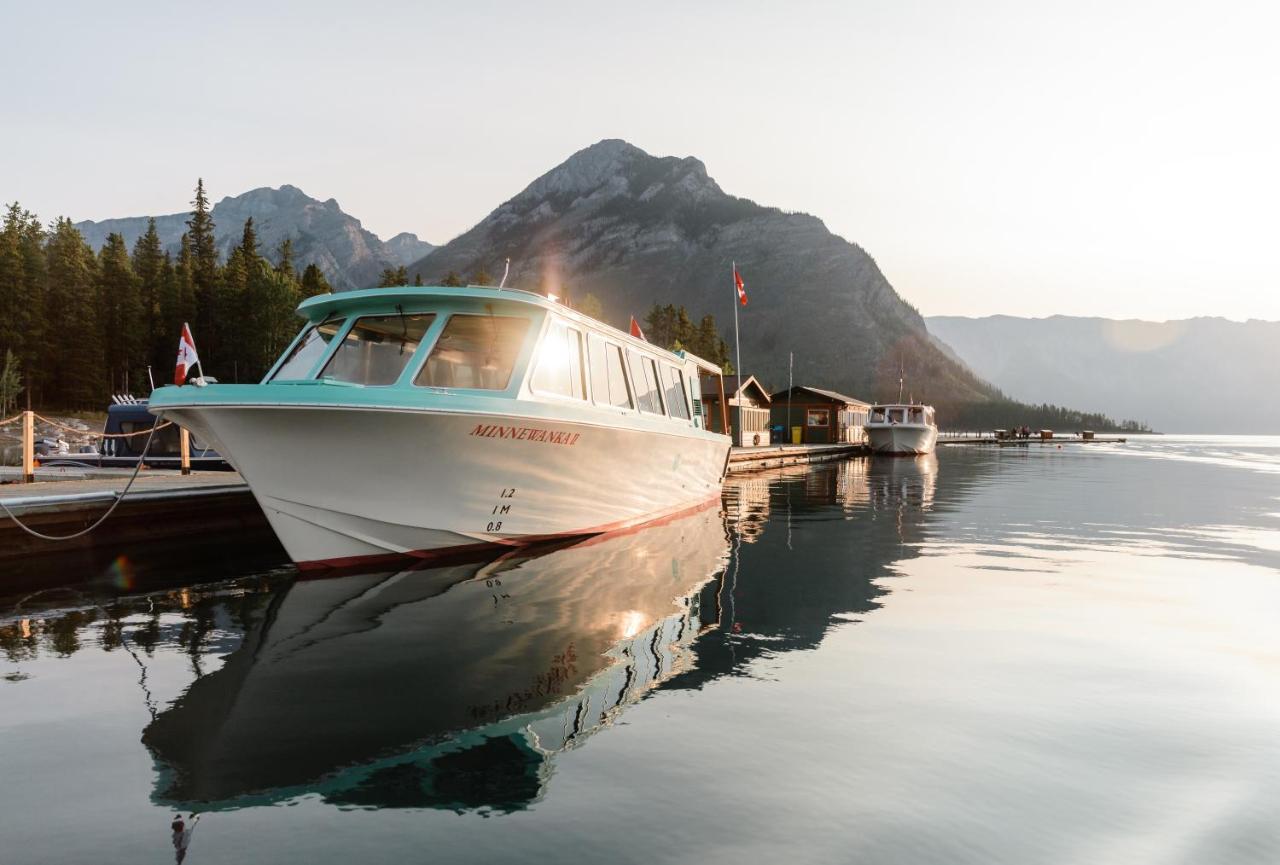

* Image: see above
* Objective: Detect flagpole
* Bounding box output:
[732,261,741,380]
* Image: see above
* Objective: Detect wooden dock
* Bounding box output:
[0,472,280,583]
[728,443,867,472]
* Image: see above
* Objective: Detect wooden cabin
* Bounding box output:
[699,374,772,446]
[768,386,871,445]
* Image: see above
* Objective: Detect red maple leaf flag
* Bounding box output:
[175,322,201,385]
[629,316,647,341]
[734,266,748,306]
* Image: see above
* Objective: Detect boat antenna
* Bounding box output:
[498,258,510,290]
[146,365,155,391]
[898,359,904,404]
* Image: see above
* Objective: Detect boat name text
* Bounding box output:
[470,424,581,446]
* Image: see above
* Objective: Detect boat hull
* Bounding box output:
[161,404,730,569]
[867,424,937,455]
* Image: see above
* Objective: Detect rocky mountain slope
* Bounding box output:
[75,186,433,291]
[408,139,996,406]
[927,315,1280,433]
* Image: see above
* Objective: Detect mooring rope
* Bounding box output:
[0,413,164,542]
[0,414,22,427]
[33,414,174,439]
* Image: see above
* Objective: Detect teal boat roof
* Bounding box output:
[299,285,563,320]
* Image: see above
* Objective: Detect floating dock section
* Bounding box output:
[727,443,867,473]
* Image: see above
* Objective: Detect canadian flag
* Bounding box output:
[175,323,201,385]
[629,316,647,341]
[734,266,748,306]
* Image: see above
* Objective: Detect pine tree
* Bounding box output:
[187,178,220,361]
[0,349,21,415]
[0,204,46,403]
[275,237,294,277]
[299,263,332,297]
[98,233,144,393]
[469,267,492,286]
[131,218,166,382]
[441,271,463,287]
[413,272,423,286]
[44,218,103,408]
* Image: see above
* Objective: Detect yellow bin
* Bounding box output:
[791,426,803,445]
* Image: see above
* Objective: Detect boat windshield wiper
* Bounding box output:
[396,304,409,355]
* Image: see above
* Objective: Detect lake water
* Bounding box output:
[3,436,1280,864]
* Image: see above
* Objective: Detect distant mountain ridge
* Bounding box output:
[927,315,1280,433]
[75,185,434,291]
[408,139,996,407]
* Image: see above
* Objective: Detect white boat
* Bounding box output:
[866,403,938,455]
[148,286,732,570]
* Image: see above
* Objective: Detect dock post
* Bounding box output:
[21,410,34,483]
[179,426,191,475]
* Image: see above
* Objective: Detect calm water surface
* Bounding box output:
[3,436,1279,864]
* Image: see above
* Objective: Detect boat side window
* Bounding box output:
[531,318,586,399]
[661,363,691,420]
[590,335,633,409]
[321,314,435,386]
[119,421,181,457]
[271,319,345,380]
[870,407,886,423]
[415,313,530,390]
[627,350,665,415]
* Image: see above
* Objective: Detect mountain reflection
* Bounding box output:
[1,454,954,814]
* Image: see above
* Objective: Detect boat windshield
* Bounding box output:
[321,314,435,386]
[870,407,887,423]
[908,407,924,424]
[415,314,529,390]
[271,319,345,380]
[888,408,905,423]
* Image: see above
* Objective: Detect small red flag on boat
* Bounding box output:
[734,266,748,306]
[175,323,201,385]
[629,316,647,341]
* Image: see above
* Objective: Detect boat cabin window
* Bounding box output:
[888,408,905,423]
[588,334,633,409]
[415,314,529,390]
[627,349,664,415]
[321,314,435,386]
[908,407,923,423]
[117,421,182,457]
[870,407,887,423]
[531,318,586,399]
[661,363,691,420]
[271,319,345,380]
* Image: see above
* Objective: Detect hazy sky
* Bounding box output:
[4,1,1277,321]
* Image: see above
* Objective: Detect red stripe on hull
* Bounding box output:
[293,493,723,578]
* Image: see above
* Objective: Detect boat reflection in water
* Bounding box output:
[142,504,730,813]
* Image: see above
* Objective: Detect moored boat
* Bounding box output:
[866,403,938,455]
[147,285,732,570]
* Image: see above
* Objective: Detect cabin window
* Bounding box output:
[870,407,887,423]
[118,421,182,457]
[627,350,664,415]
[271,319,345,380]
[415,313,529,390]
[661,364,691,420]
[889,408,905,423]
[908,407,923,423]
[531,319,586,399]
[807,409,829,427]
[321,313,435,386]
[589,334,632,409]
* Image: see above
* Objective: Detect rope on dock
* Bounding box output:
[0,413,164,542]
[0,414,22,428]
[33,414,174,438]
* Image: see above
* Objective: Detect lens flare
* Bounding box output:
[106,555,135,591]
